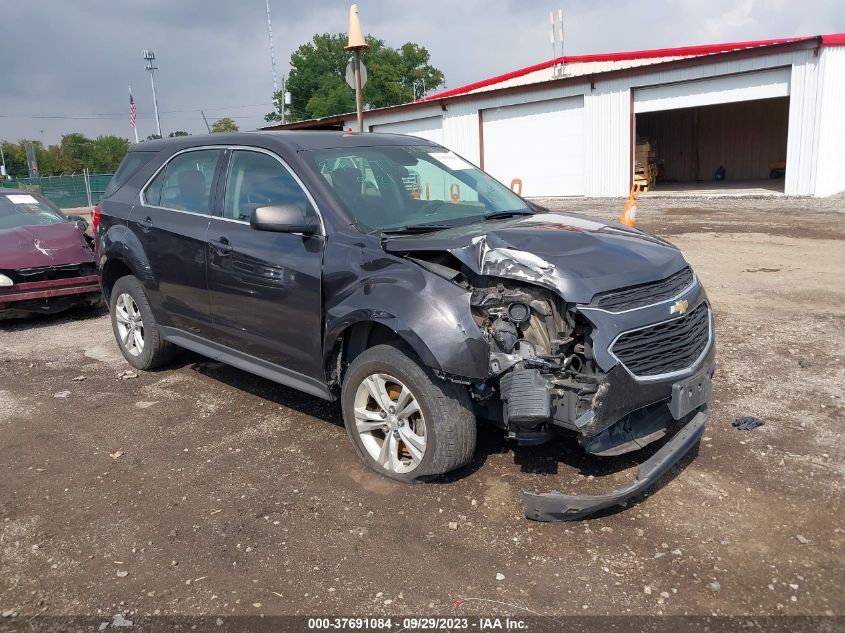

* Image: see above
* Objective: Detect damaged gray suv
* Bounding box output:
[95,132,714,521]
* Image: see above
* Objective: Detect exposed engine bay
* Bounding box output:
[469,281,602,441]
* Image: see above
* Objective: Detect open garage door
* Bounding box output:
[371,116,443,145]
[633,69,790,195]
[482,96,585,197]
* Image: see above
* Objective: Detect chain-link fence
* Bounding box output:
[1,172,113,209]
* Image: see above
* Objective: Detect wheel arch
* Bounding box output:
[324,316,444,390]
[100,258,134,303]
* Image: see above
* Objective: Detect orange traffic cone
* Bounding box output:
[619,184,640,227]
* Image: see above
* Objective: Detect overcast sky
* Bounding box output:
[1,0,842,144]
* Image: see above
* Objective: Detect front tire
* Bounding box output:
[109,276,174,370]
[341,344,477,482]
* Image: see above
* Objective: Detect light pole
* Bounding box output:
[143,50,162,137]
[345,5,368,133]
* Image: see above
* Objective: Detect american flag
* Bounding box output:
[129,93,137,129]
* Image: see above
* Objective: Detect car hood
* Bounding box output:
[0,222,94,270]
[382,212,687,304]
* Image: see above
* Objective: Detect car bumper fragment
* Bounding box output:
[523,406,708,522]
[0,274,100,304]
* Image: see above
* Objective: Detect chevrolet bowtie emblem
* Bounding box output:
[670,299,689,315]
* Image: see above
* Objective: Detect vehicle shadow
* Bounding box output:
[170,352,699,520]
[179,354,344,428]
[0,303,107,332]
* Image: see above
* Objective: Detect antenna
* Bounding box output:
[549,11,556,60]
[553,9,566,78]
[266,0,279,94]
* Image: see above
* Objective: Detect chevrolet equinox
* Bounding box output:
[95,132,714,521]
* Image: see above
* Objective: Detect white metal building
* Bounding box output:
[267,34,845,198]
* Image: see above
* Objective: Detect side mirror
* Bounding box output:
[67,214,89,233]
[250,204,319,235]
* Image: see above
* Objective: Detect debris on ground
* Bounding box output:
[733,416,765,431]
[53,391,71,399]
[115,570,128,578]
[117,370,138,380]
[707,581,722,592]
[495,572,506,581]
[109,449,124,460]
[71,375,86,382]
[796,534,810,544]
[111,614,133,627]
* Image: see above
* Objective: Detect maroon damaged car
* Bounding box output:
[0,189,101,318]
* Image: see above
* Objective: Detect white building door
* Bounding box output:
[482,96,585,197]
[371,116,444,145]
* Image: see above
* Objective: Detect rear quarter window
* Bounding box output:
[104,151,157,197]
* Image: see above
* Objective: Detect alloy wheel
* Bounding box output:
[114,292,145,357]
[352,373,427,474]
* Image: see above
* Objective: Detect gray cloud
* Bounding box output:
[1,0,842,144]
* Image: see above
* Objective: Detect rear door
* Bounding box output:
[205,148,325,380]
[129,147,224,335]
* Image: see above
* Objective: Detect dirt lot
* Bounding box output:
[1,197,843,623]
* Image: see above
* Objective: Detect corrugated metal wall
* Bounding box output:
[585,79,631,197]
[813,46,845,196]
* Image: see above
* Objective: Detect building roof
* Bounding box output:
[264,33,845,131]
[421,34,845,100]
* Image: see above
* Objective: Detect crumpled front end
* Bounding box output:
[383,215,715,520]
[468,265,714,455]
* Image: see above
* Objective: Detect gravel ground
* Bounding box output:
[1,197,843,624]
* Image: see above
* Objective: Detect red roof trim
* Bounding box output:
[421,35,836,102]
[821,33,845,45]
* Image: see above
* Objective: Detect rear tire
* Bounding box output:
[109,275,175,370]
[341,344,477,482]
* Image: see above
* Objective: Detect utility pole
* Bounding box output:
[143,50,162,137]
[345,5,368,133]
[265,0,279,94]
[201,110,211,133]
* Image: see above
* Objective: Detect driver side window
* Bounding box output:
[223,150,309,222]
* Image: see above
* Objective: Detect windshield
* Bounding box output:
[302,145,530,232]
[0,193,67,230]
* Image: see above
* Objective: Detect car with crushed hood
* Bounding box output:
[0,189,100,318]
[95,132,714,521]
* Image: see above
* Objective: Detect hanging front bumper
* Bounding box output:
[523,406,709,522]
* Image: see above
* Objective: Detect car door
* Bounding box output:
[206,148,325,380]
[129,147,224,336]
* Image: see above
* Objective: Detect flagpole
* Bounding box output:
[129,85,139,143]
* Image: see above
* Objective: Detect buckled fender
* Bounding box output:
[523,407,709,521]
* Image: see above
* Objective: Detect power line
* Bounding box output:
[0,102,275,120]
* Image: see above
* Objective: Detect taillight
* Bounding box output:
[92,205,102,235]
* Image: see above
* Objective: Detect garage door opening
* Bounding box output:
[634,96,789,195]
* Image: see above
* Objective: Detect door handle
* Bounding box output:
[210,236,233,256]
[137,216,154,231]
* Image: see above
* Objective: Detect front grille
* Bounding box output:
[593,267,694,312]
[9,263,96,284]
[611,302,711,377]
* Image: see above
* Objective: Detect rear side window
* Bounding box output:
[144,149,223,213]
[105,151,156,197]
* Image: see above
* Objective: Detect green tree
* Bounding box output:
[89,136,129,172]
[1,134,129,177]
[210,117,239,133]
[265,33,444,122]
[1,141,27,178]
[168,130,190,137]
